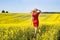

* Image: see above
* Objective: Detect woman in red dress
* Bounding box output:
[31,8,41,37]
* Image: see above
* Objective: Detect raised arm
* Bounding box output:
[37,9,41,14]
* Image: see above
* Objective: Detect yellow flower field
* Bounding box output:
[0,13,60,40]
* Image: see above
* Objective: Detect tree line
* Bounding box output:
[2,10,8,13]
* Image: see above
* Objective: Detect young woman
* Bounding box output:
[31,8,41,37]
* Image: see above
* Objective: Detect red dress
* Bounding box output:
[32,11,40,27]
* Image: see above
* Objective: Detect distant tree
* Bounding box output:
[6,11,8,13]
[2,10,5,13]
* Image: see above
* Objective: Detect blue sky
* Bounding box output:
[0,0,60,12]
